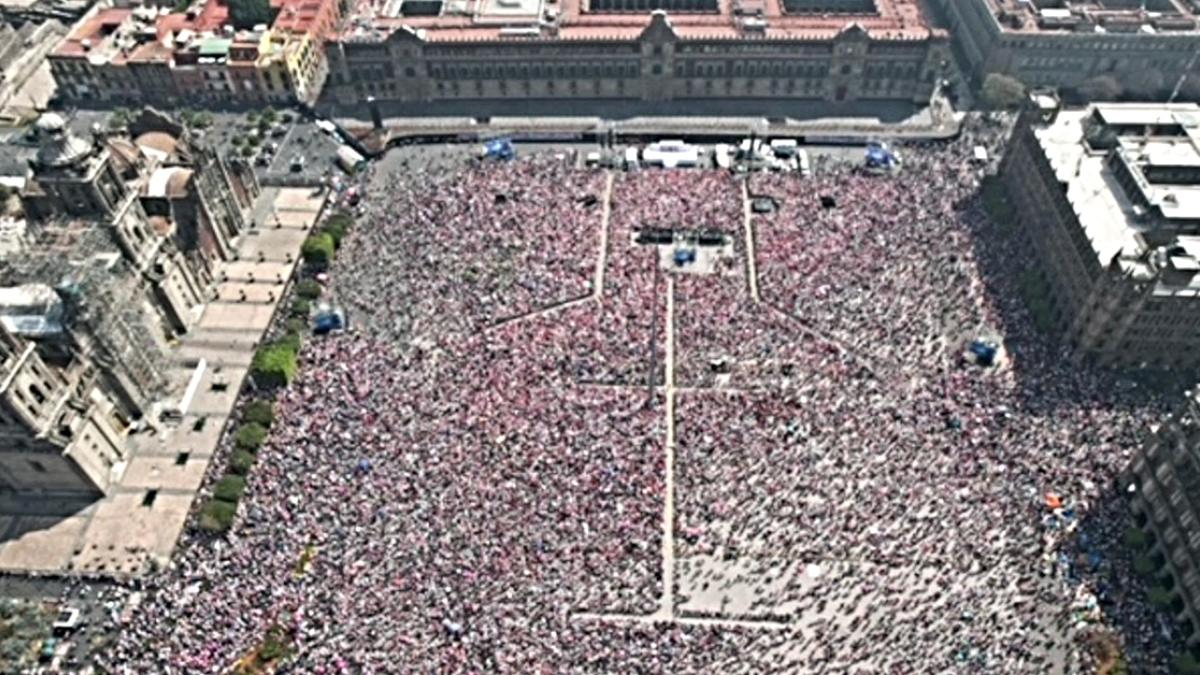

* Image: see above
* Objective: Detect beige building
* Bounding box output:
[1002,102,1200,368]
[928,0,1200,97]
[0,110,249,495]
[0,289,128,496]
[323,0,952,107]
[1125,387,1200,642]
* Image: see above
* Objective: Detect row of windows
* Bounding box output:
[430,62,640,81]
[424,45,641,58]
[346,59,921,82]
[1006,37,1192,52]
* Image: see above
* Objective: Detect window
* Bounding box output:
[142,489,158,507]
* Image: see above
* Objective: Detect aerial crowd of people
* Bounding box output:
[102,117,1188,673]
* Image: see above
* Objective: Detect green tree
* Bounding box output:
[301,233,335,267]
[1175,653,1200,675]
[323,213,353,248]
[213,475,247,503]
[1077,75,1122,103]
[1123,527,1148,551]
[290,298,311,318]
[981,73,1027,110]
[1148,585,1175,608]
[108,108,132,130]
[229,449,256,475]
[1119,69,1166,101]
[1133,554,1157,577]
[277,330,302,354]
[229,0,274,30]
[243,399,275,428]
[235,422,270,452]
[198,500,237,533]
[252,343,298,387]
[295,279,323,300]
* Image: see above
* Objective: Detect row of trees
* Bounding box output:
[198,400,272,532]
[980,70,1200,111]
[197,209,356,533]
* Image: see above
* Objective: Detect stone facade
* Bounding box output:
[1126,389,1200,643]
[324,10,950,106]
[929,0,1200,95]
[1002,103,1200,369]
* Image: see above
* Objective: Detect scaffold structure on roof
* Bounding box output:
[0,220,170,408]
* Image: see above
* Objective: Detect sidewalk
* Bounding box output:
[0,186,327,578]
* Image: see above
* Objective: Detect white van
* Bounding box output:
[643,140,700,168]
[770,139,798,158]
[713,144,732,169]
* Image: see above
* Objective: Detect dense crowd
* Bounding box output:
[103,118,1187,673]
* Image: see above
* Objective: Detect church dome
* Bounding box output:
[33,112,93,168]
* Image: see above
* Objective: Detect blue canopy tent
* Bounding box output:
[483,138,516,161]
[673,247,697,267]
[313,308,346,335]
[865,143,898,169]
[969,340,998,367]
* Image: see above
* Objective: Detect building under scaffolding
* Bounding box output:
[0,220,171,418]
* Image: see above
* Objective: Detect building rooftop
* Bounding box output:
[982,0,1200,35]
[0,284,65,338]
[53,0,330,65]
[338,0,941,43]
[1035,103,1200,294]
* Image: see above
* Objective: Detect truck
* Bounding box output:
[336,145,367,175]
[642,140,700,168]
[769,138,798,158]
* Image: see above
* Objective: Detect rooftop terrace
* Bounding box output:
[1035,103,1200,293]
[339,0,939,43]
[984,0,1200,34]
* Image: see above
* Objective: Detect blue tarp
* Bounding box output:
[865,143,898,168]
[484,138,516,161]
[969,340,998,366]
[314,310,345,335]
[674,248,696,266]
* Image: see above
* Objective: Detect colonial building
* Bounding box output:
[1125,388,1200,643]
[322,0,951,107]
[927,0,1200,97]
[126,108,258,273]
[0,289,129,496]
[48,0,339,107]
[1002,102,1200,369]
[0,108,257,497]
[19,113,210,338]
